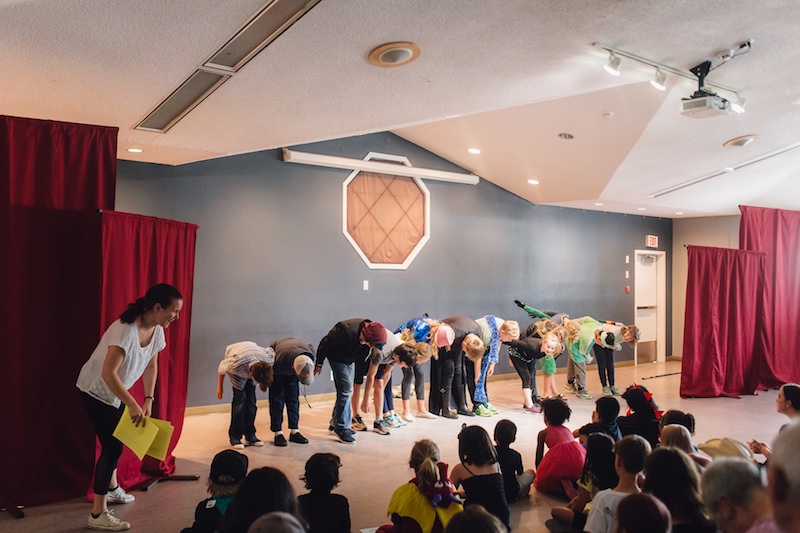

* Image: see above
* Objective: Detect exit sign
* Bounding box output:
[646,235,659,248]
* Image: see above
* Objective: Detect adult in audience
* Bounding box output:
[767,420,800,533]
[222,467,302,533]
[217,341,275,449]
[315,318,387,444]
[749,383,800,460]
[268,337,315,446]
[615,493,671,533]
[702,457,781,533]
[76,283,183,532]
[643,448,716,533]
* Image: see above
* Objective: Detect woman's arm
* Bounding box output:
[141,353,158,417]
[101,346,145,426]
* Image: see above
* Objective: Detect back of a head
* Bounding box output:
[246,512,305,533]
[782,383,800,411]
[622,385,657,415]
[616,435,651,475]
[541,397,571,426]
[702,457,764,522]
[493,419,517,447]
[616,493,671,533]
[409,439,440,492]
[225,467,298,532]
[458,425,497,466]
[660,424,694,454]
[644,448,706,523]
[445,505,505,533]
[659,409,695,434]
[769,420,800,531]
[595,396,620,423]
[302,453,341,493]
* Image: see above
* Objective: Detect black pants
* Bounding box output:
[593,344,615,387]
[510,355,541,401]
[81,392,124,495]
[429,356,441,413]
[401,363,425,400]
[229,379,258,441]
[269,374,300,432]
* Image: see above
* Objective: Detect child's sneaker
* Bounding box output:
[230,439,245,450]
[610,386,621,396]
[563,382,577,394]
[474,404,492,417]
[373,419,391,435]
[351,415,367,432]
[486,403,499,415]
[87,510,130,531]
[602,386,612,396]
[106,486,135,504]
[523,404,542,414]
[576,389,593,400]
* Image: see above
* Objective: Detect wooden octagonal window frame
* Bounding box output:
[342,152,430,270]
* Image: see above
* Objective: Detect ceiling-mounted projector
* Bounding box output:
[681,93,731,117]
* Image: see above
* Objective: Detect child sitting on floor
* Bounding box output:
[493,419,535,503]
[181,450,248,533]
[298,453,351,533]
[534,398,586,498]
[574,396,622,444]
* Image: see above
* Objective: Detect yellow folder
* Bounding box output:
[112,406,175,460]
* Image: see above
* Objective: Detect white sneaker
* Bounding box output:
[106,486,135,504]
[87,510,130,531]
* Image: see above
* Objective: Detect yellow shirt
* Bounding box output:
[387,482,463,532]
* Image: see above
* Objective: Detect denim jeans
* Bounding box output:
[330,360,354,431]
[269,373,300,432]
[229,379,257,441]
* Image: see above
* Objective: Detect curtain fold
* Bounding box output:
[680,245,766,397]
[0,115,117,210]
[98,211,197,489]
[739,205,800,387]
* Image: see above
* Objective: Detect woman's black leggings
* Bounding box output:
[81,392,124,495]
[401,363,425,400]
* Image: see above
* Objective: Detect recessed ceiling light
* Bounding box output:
[127,148,143,153]
[637,207,646,211]
[675,211,684,215]
[368,41,421,68]
[527,179,540,185]
[722,167,735,172]
[467,148,481,154]
[723,134,758,148]
[594,202,604,206]
[558,133,574,140]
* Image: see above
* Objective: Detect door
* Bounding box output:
[634,250,666,364]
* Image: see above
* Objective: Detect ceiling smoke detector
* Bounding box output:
[368,42,421,68]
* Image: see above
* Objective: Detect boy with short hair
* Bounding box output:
[493,419,535,502]
[575,396,622,444]
[181,450,248,533]
[584,435,652,533]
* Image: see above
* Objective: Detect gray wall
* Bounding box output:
[117,132,673,407]
[671,215,740,358]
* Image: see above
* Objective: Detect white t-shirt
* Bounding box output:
[584,489,631,533]
[76,320,166,407]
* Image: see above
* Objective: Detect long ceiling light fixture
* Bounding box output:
[593,42,744,102]
[136,0,321,133]
[282,149,480,185]
[647,141,800,198]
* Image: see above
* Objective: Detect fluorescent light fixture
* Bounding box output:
[675,211,684,215]
[467,148,481,154]
[637,207,646,211]
[527,179,540,185]
[603,51,621,76]
[136,70,229,132]
[650,68,667,90]
[127,148,143,153]
[594,202,604,206]
[282,149,479,185]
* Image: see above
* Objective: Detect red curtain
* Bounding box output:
[0,206,102,507]
[0,115,117,210]
[680,245,766,397]
[739,205,800,387]
[98,211,197,489]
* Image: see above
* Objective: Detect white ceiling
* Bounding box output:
[3,0,800,218]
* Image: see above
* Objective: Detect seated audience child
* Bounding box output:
[642,447,716,533]
[493,419,535,503]
[658,409,696,435]
[701,457,781,533]
[583,435,651,533]
[223,467,302,533]
[450,425,510,531]
[549,433,618,532]
[534,398,586,498]
[246,512,306,533]
[617,384,661,449]
[767,420,800,533]
[384,439,463,533]
[660,424,710,470]
[615,493,671,533]
[298,453,350,533]
[444,504,507,533]
[575,396,622,444]
[181,450,248,533]
[748,383,800,460]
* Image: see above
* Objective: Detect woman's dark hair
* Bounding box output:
[581,433,618,490]
[223,467,299,533]
[119,283,182,323]
[301,453,341,493]
[458,425,498,466]
[782,383,800,410]
[643,448,712,527]
[659,409,696,434]
[541,397,571,426]
[617,493,671,533]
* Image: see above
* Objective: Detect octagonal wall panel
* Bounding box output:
[342,153,430,270]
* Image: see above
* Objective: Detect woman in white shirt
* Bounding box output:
[76,283,183,531]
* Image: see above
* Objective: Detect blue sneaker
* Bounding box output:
[335,428,356,444]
